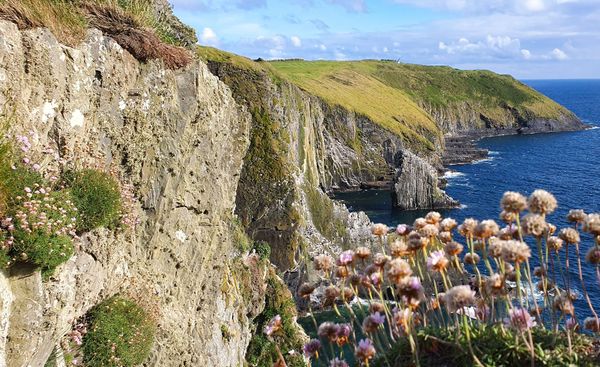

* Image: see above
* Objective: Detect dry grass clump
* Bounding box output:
[0,0,191,69]
[82,3,191,69]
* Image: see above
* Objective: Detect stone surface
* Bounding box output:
[0,19,269,367]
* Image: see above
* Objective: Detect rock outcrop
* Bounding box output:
[0,20,276,367]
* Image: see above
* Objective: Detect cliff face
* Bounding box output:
[0,20,274,367]
[205,60,453,273]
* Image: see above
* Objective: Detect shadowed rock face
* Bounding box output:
[0,20,269,367]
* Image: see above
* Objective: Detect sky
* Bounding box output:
[170,0,600,79]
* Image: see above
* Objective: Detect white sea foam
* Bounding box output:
[489,151,500,156]
[472,157,494,164]
[443,170,465,179]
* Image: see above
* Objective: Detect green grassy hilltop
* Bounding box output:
[198,46,579,151]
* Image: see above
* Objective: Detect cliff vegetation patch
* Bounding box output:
[82,296,157,367]
[0,0,192,68]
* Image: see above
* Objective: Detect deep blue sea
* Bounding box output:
[334,79,600,320]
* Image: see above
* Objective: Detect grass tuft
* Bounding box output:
[83,296,156,367]
[64,169,122,233]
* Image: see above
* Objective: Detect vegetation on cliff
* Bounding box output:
[82,296,157,367]
[0,0,194,68]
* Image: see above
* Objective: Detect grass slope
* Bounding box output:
[197,48,574,150]
[269,59,575,141]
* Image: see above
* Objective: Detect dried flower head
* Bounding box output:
[362,312,386,333]
[439,231,453,243]
[444,285,476,313]
[444,241,463,256]
[397,276,424,301]
[504,308,537,331]
[298,283,315,299]
[389,239,408,257]
[485,273,505,297]
[585,246,600,265]
[413,218,427,229]
[335,266,349,279]
[475,219,499,239]
[318,322,340,341]
[547,236,564,252]
[314,254,334,272]
[464,252,480,265]
[522,213,548,237]
[583,214,600,235]
[500,210,516,224]
[553,293,575,315]
[335,323,352,346]
[567,209,587,224]
[371,223,389,236]
[533,266,546,278]
[584,317,600,332]
[458,218,478,237]
[440,218,458,231]
[528,189,557,215]
[387,258,412,283]
[369,302,386,314]
[407,232,428,252]
[324,286,340,306]
[355,339,376,363]
[419,223,439,238]
[498,225,518,240]
[501,191,527,213]
[425,211,442,224]
[559,228,580,244]
[487,238,504,258]
[373,253,390,267]
[355,246,371,260]
[500,240,531,263]
[427,250,449,273]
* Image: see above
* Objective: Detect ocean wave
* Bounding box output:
[489,151,500,156]
[443,171,466,179]
[589,125,600,130]
[472,157,494,164]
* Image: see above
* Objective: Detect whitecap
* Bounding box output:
[489,151,500,156]
[472,157,494,164]
[443,171,466,179]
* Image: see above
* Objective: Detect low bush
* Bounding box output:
[83,296,156,367]
[253,241,271,261]
[65,169,122,232]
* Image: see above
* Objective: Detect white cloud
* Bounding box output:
[521,49,532,59]
[524,0,546,12]
[327,0,367,12]
[319,44,327,51]
[291,36,302,47]
[200,27,219,46]
[438,35,523,58]
[551,48,568,60]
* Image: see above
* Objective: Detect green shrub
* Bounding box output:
[83,296,156,367]
[0,143,43,212]
[253,241,271,261]
[65,169,122,232]
[13,232,74,278]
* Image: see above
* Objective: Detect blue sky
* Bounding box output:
[170,0,600,79]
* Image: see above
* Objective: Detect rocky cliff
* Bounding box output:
[0,20,281,367]
[202,56,447,274]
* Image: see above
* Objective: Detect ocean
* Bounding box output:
[333,79,600,320]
